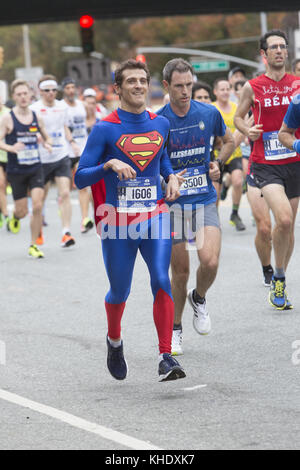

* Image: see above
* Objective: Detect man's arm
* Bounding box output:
[64,125,81,157]
[210,127,234,179]
[278,122,298,151]
[233,115,254,148]
[234,82,263,141]
[0,113,24,154]
[75,125,136,189]
[164,173,182,201]
[37,115,52,152]
[159,135,187,200]
[278,99,300,152]
[217,127,235,165]
[160,145,174,182]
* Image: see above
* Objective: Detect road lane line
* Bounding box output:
[183,384,207,392]
[0,389,162,450]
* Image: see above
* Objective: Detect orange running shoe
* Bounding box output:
[35,230,44,246]
[61,232,76,248]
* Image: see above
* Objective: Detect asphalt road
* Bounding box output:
[0,187,300,450]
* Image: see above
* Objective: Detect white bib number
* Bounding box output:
[51,132,64,148]
[180,166,209,196]
[117,177,157,213]
[72,125,86,139]
[263,131,296,161]
[17,146,39,165]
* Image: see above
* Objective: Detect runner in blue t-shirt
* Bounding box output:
[279,94,300,151]
[157,58,234,356]
[278,94,300,227]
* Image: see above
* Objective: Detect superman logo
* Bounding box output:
[116,131,163,171]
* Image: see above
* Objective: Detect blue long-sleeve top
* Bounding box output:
[75,108,174,209]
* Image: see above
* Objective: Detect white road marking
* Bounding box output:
[0,389,162,450]
[183,384,207,392]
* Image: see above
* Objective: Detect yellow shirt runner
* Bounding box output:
[212,101,242,165]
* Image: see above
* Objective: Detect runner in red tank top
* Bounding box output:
[234,29,300,311]
[249,73,300,165]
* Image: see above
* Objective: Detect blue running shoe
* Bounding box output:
[284,298,293,310]
[106,336,127,380]
[158,353,186,382]
[269,277,287,310]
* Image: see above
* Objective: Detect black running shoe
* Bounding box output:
[263,266,274,287]
[284,298,293,310]
[220,184,229,201]
[230,213,246,231]
[158,353,186,382]
[106,336,127,380]
[81,217,94,234]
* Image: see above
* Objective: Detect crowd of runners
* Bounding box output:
[1,29,300,382]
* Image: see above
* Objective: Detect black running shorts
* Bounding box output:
[70,156,80,170]
[0,161,7,172]
[42,156,71,184]
[8,166,44,201]
[252,161,300,200]
[224,157,243,174]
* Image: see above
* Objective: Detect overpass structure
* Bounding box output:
[0,1,297,26]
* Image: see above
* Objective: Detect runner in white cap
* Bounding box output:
[30,74,76,248]
[83,88,108,120]
[83,89,101,135]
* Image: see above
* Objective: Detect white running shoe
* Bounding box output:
[171,328,183,356]
[187,289,211,335]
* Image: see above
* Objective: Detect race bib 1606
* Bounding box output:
[117,176,157,213]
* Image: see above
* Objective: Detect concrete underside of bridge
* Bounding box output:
[1,1,292,26]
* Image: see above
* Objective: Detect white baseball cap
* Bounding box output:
[83,88,97,97]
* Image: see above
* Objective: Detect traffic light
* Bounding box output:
[79,15,95,55]
[0,47,4,68]
[136,54,146,64]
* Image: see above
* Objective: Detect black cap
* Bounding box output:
[61,77,76,89]
[228,66,246,80]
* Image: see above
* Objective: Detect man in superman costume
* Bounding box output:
[75,60,186,382]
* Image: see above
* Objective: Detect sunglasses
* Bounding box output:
[42,89,58,93]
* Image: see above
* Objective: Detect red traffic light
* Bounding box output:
[79,15,94,29]
[79,15,94,54]
[136,54,146,64]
